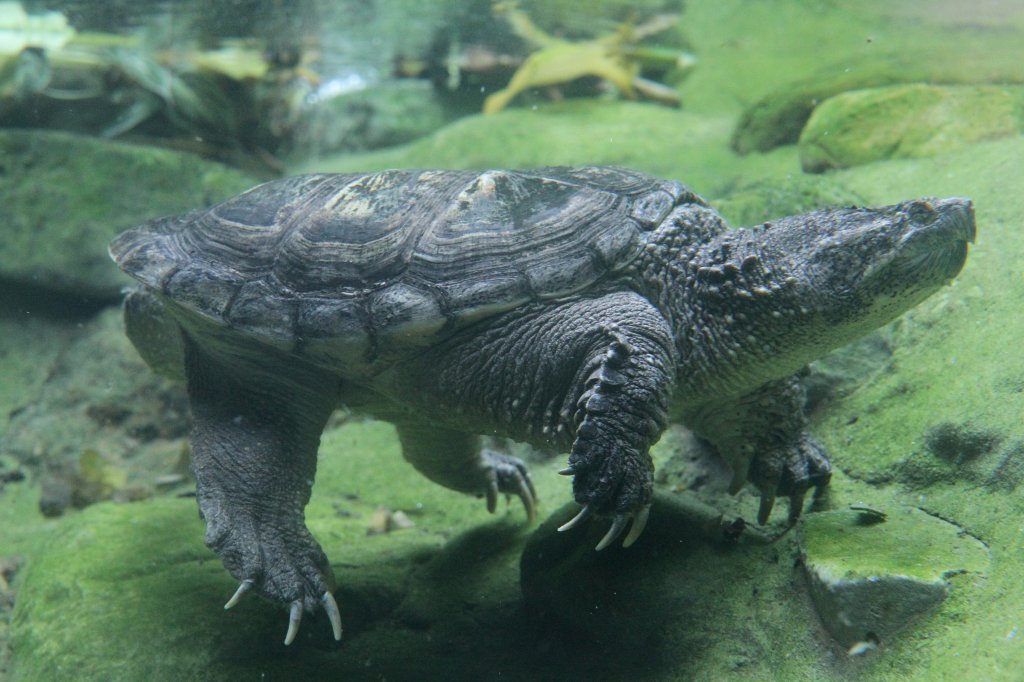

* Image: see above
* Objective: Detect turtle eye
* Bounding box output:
[908,201,937,224]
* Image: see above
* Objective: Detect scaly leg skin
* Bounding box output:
[397,292,677,551]
[394,422,537,522]
[686,374,832,526]
[558,319,676,550]
[184,336,342,645]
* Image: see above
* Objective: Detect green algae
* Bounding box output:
[798,506,989,648]
[9,420,567,681]
[0,130,257,302]
[800,506,989,585]
[800,85,1024,173]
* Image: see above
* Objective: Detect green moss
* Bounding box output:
[0,130,258,301]
[799,85,1024,172]
[799,507,988,582]
[297,100,809,203]
[9,420,571,681]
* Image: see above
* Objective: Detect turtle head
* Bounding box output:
[763,197,975,337]
[681,197,975,391]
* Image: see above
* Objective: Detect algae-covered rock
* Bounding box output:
[8,419,564,682]
[0,130,258,302]
[797,506,989,649]
[296,101,740,195]
[731,50,1024,155]
[518,491,832,679]
[713,173,864,227]
[799,85,1024,173]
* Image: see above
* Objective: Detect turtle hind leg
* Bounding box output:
[394,422,537,522]
[183,335,341,644]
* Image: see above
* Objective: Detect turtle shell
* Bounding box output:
[110,167,700,365]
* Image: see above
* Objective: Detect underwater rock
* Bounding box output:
[799,85,1024,173]
[0,129,257,302]
[797,506,989,649]
[803,333,894,413]
[731,51,1024,155]
[8,420,548,681]
[713,174,864,228]
[519,490,813,676]
[295,101,735,195]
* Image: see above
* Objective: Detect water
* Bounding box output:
[1,1,1023,680]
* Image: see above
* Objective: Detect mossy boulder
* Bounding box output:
[730,44,1024,155]
[0,130,258,302]
[8,420,568,681]
[797,506,989,648]
[297,101,744,195]
[799,85,1024,173]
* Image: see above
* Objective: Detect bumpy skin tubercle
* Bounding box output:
[109,167,975,643]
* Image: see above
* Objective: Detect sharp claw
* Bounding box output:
[284,599,303,646]
[486,478,498,514]
[558,466,575,476]
[557,503,595,532]
[622,504,651,548]
[787,490,807,526]
[224,579,253,610]
[757,494,776,526]
[322,592,343,641]
[517,478,537,523]
[595,513,629,551]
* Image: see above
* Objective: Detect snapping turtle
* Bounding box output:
[109,167,975,644]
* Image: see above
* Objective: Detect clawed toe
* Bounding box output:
[516,476,537,523]
[558,503,652,550]
[282,593,343,645]
[786,489,807,526]
[751,435,832,525]
[557,502,595,532]
[224,579,254,610]
[484,452,538,523]
[285,599,303,646]
[323,591,343,641]
[224,580,343,645]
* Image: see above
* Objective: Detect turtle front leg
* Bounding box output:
[558,320,676,550]
[399,292,677,551]
[183,336,341,645]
